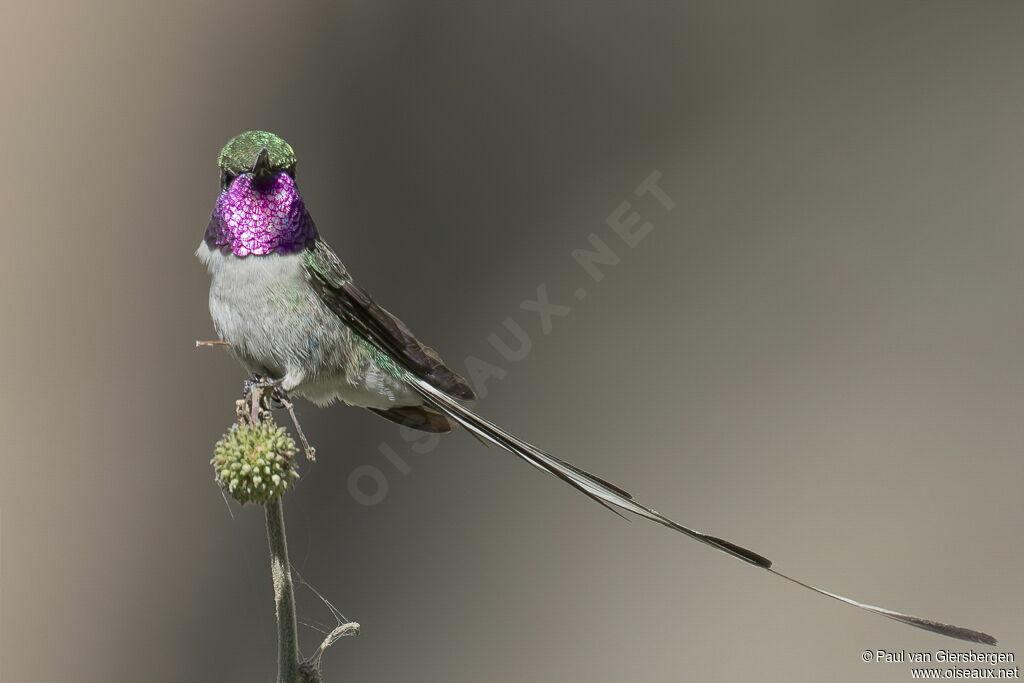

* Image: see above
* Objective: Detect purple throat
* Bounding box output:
[205,173,318,256]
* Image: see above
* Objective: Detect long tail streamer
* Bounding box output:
[411,377,996,645]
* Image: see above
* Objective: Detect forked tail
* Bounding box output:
[410,377,996,645]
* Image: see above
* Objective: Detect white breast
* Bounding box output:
[196,241,421,409]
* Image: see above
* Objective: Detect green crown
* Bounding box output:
[217,130,296,176]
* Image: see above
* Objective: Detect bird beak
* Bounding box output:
[251,147,272,178]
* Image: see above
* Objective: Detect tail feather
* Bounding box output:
[410,378,997,645]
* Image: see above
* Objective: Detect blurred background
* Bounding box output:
[2,2,1023,681]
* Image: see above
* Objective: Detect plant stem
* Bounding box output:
[266,498,300,683]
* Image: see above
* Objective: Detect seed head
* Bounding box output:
[212,422,299,505]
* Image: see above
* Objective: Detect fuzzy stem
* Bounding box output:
[266,498,300,683]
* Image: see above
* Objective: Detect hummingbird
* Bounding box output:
[198,130,995,645]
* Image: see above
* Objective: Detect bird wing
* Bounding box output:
[303,240,475,400]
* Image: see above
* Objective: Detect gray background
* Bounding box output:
[2,2,1022,681]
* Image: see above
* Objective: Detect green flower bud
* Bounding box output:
[212,422,300,505]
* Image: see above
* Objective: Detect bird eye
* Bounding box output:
[221,171,236,189]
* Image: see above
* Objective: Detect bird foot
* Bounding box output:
[244,376,284,393]
[241,376,281,424]
[241,376,316,462]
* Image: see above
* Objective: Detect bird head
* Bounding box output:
[205,131,316,256]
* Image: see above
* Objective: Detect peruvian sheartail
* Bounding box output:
[198,130,996,646]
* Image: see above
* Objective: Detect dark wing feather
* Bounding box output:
[303,241,475,400]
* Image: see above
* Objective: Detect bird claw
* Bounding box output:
[245,375,284,393]
[241,376,316,461]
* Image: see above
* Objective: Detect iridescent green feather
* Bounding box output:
[218,130,297,176]
[303,244,408,382]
